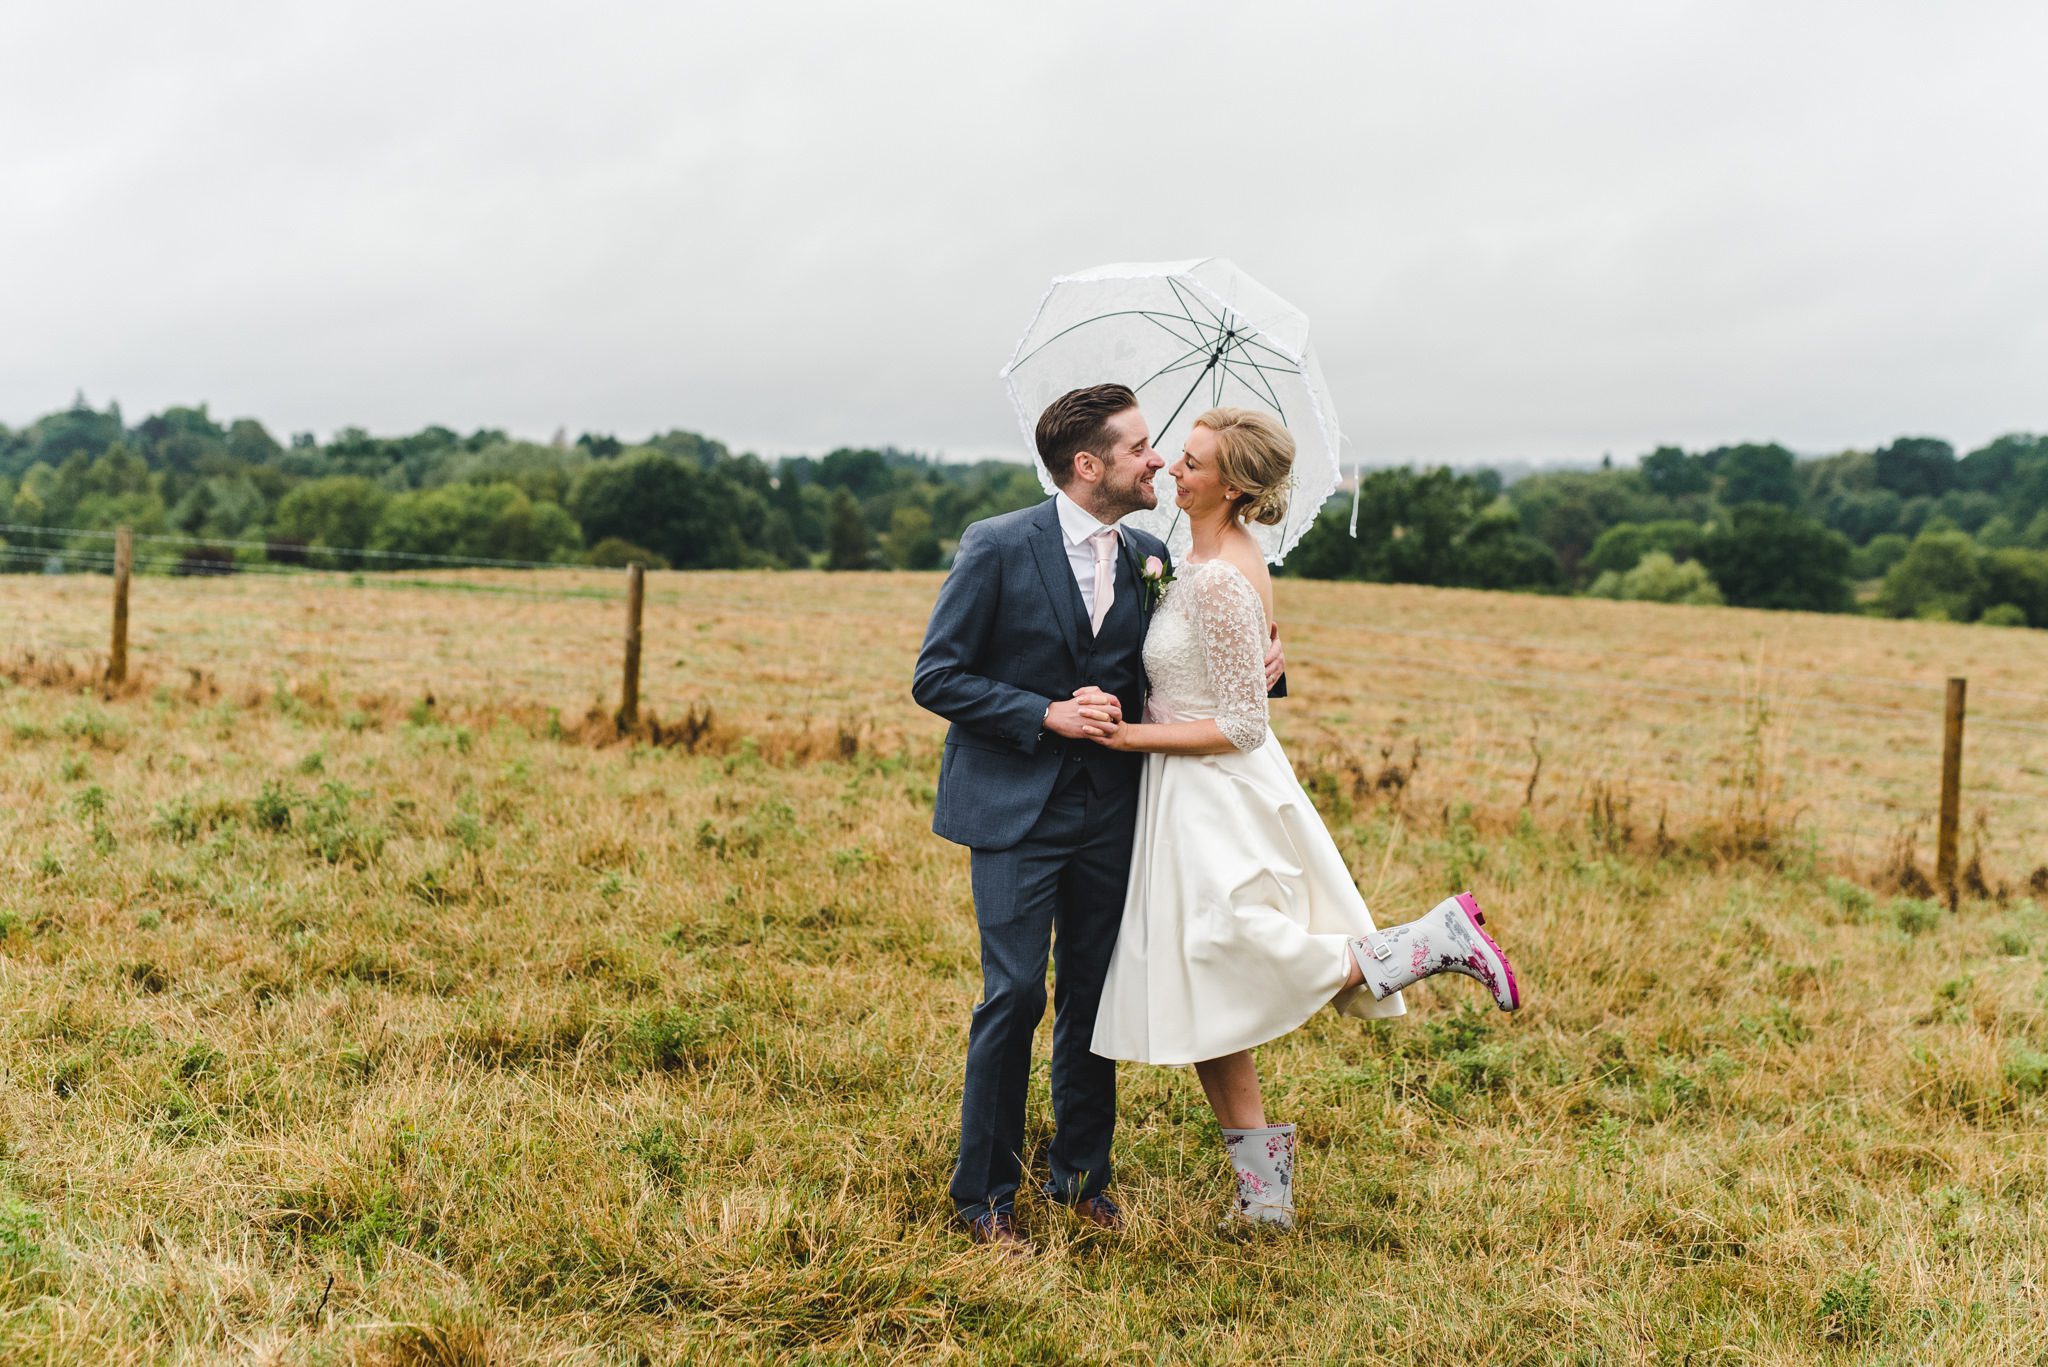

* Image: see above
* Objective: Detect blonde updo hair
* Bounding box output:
[1192,407,1294,526]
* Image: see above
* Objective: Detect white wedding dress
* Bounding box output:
[1091,559,1404,1067]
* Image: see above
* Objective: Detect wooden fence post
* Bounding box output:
[617,562,644,732]
[108,525,132,687]
[1936,676,1966,910]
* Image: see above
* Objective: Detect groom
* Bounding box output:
[912,384,1283,1250]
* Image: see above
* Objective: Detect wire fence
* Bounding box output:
[3,519,2043,884]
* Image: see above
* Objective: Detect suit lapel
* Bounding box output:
[1119,531,1154,623]
[1028,500,1087,664]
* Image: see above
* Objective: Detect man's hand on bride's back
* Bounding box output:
[1047,686,1121,741]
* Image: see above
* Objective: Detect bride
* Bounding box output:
[1081,407,1522,1229]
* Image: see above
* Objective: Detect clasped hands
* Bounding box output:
[1044,627,1286,751]
[1043,686,1128,748]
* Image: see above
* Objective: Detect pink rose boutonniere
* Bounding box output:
[1140,554,1174,610]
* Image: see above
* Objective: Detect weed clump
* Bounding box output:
[1891,898,1941,937]
[300,783,385,866]
[1814,1265,1881,1344]
[2006,1046,2048,1098]
[252,781,293,832]
[0,1196,43,1267]
[1824,877,1874,922]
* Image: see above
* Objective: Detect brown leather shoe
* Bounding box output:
[965,1210,1032,1255]
[1072,1193,1124,1230]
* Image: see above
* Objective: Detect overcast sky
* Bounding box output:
[5,2,2046,469]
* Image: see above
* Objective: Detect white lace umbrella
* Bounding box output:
[999,258,1346,564]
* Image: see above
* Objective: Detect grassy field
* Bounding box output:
[2,570,2046,1362]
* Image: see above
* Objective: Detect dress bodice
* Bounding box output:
[1142,559,1270,752]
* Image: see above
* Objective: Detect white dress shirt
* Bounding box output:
[1053,490,1122,622]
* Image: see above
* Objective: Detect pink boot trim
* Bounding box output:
[1454,893,1521,1011]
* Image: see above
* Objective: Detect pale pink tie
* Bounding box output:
[1088,528,1118,635]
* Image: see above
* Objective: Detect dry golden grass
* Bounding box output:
[1,569,2045,1362]
[6,569,2044,879]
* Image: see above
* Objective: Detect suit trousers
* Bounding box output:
[950,759,1139,1221]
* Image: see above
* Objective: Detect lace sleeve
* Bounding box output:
[1193,563,1270,752]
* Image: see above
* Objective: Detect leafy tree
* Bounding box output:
[1640,445,1711,498]
[1275,512,1352,580]
[770,468,811,539]
[8,468,49,525]
[585,536,669,569]
[1289,471,1471,582]
[272,477,391,565]
[1714,443,1799,509]
[1286,473,1558,590]
[1697,506,1851,612]
[1802,449,1876,500]
[1817,488,1903,544]
[1583,520,1705,576]
[885,504,941,570]
[1977,516,2021,549]
[1874,531,1984,621]
[1511,466,1675,540]
[50,444,166,532]
[1587,552,1723,606]
[1850,533,1910,580]
[931,463,1044,538]
[169,474,267,539]
[815,447,898,501]
[373,483,580,563]
[1871,437,1955,500]
[645,429,731,468]
[1956,433,2041,491]
[135,405,228,475]
[433,440,587,506]
[567,453,751,569]
[825,488,874,570]
[1894,496,1938,540]
[1981,548,2048,627]
[1537,498,1604,578]
[759,509,806,568]
[226,419,284,466]
[28,394,123,468]
[1930,489,1998,535]
[1455,506,1564,591]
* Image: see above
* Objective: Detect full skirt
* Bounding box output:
[1090,732,1405,1067]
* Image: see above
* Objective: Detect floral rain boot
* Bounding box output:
[1221,1123,1295,1229]
[1348,892,1522,1011]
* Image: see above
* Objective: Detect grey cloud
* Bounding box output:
[4,1,2044,467]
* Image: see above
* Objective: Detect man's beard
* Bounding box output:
[1098,472,1155,520]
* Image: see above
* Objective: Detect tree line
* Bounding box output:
[3,396,2044,628]
[0,396,1039,576]
[1284,435,2048,627]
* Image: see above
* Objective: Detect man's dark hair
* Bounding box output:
[1035,384,1138,487]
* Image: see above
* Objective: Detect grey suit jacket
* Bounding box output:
[912,498,1169,851]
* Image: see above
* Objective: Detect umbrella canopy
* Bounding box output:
[999,258,1345,564]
